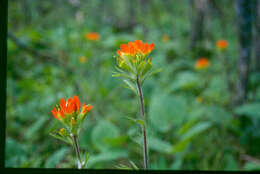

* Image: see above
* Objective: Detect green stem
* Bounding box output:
[72,135,82,169]
[136,76,149,169]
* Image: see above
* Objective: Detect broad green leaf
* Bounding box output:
[170,71,200,91]
[44,147,69,168]
[171,138,190,154]
[86,150,128,168]
[244,161,260,171]
[91,120,120,151]
[148,137,173,154]
[234,102,260,119]
[180,121,211,141]
[135,136,173,154]
[5,138,27,167]
[149,93,188,132]
[25,117,48,140]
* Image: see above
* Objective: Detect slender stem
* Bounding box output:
[72,135,82,169]
[136,77,149,169]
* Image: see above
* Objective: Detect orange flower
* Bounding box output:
[162,34,170,43]
[195,57,210,69]
[85,32,100,41]
[196,96,203,103]
[216,40,228,50]
[51,96,93,120]
[117,40,155,57]
[79,56,87,64]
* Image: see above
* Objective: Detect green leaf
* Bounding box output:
[122,79,138,94]
[180,121,211,141]
[149,93,188,132]
[115,160,139,170]
[171,122,211,154]
[25,117,48,140]
[129,160,139,170]
[134,136,173,154]
[82,152,91,168]
[178,118,199,135]
[141,68,162,82]
[86,150,128,168]
[115,164,132,170]
[49,132,72,145]
[234,102,260,119]
[170,71,200,91]
[148,137,173,154]
[44,147,69,168]
[243,161,260,171]
[126,116,145,127]
[91,120,120,151]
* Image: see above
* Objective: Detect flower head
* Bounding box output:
[51,96,92,120]
[113,40,158,85]
[117,40,154,57]
[216,40,228,50]
[195,57,210,70]
[116,40,154,68]
[85,32,100,41]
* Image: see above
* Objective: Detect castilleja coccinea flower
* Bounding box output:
[113,40,157,85]
[116,40,155,70]
[51,96,92,120]
[117,40,154,57]
[195,57,210,70]
[51,96,93,136]
[51,96,93,169]
[216,40,228,50]
[85,32,100,41]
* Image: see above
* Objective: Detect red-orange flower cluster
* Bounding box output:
[195,58,210,69]
[51,96,93,120]
[216,40,228,49]
[117,40,155,57]
[85,32,100,41]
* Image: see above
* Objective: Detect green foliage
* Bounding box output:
[235,102,260,119]
[6,0,260,170]
[45,147,69,168]
[149,93,187,132]
[91,120,120,151]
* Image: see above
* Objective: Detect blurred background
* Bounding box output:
[5,0,260,170]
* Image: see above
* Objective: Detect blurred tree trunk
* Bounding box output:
[253,0,260,71]
[235,0,254,105]
[22,0,32,25]
[189,0,208,50]
[129,0,136,29]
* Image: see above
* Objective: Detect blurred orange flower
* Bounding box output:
[216,40,228,50]
[51,96,93,120]
[117,40,155,57]
[162,34,170,43]
[79,56,87,64]
[85,32,100,41]
[195,57,210,69]
[196,96,203,103]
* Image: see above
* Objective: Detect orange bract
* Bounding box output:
[51,96,93,120]
[117,40,155,56]
[216,40,228,49]
[195,58,210,69]
[85,32,100,41]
